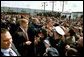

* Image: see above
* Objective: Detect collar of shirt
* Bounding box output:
[1,48,12,56]
[1,48,17,56]
[20,26,27,33]
[1,48,11,53]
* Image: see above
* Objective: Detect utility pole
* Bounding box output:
[62,1,64,13]
[44,2,46,13]
[42,2,47,13]
[52,1,54,12]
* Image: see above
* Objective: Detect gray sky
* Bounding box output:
[1,1,83,12]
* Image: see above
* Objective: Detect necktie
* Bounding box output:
[9,50,14,56]
[24,30,29,41]
[25,32,29,41]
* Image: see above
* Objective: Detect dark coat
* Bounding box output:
[13,27,34,56]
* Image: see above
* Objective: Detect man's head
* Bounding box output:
[19,19,29,29]
[32,18,40,25]
[46,19,53,27]
[53,26,65,40]
[1,28,12,49]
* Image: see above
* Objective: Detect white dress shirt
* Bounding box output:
[1,48,17,56]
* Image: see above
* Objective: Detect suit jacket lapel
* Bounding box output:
[19,27,29,41]
[11,43,21,56]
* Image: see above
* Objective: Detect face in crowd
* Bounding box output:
[1,28,13,49]
[19,19,29,29]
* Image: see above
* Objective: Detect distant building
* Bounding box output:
[61,12,71,19]
[1,7,83,19]
[61,12,83,19]
[71,12,83,19]
[1,7,51,16]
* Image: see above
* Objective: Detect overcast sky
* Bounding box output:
[1,1,83,12]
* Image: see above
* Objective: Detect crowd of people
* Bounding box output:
[1,12,83,56]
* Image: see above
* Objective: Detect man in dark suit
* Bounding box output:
[1,28,20,56]
[13,19,34,56]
